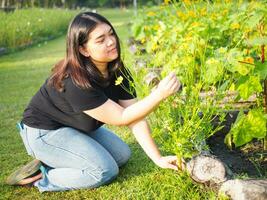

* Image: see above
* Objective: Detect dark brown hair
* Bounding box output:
[49,12,124,91]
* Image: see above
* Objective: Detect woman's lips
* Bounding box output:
[109,47,117,53]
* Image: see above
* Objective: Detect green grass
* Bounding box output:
[0,8,218,200]
[0,8,78,51]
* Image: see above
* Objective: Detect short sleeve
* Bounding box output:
[115,68,137,100]
[63,78,108,112]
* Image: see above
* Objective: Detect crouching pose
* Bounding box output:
[6,12,181,192]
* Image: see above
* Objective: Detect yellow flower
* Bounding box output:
[188,10,196,18]
[222,9,228,16]
[141,38,146,44]
[244,27,251,33]
[183,0,191,5]
[206,58,220,66]
[200,8,207,16]
[176,11,189,21]
[191,22,200,28]
[144,25,149,31]
[115,76,123,85]
[243,49,250,55]
[244,57,254,64]
[164,0,171,5]
[211,13,218,20]
[147,11,156,17]
[153,24,160,31]
[185,32,193,39]
[180,43,189,51]
[176,11,184,18]
[151,43,158,52]
[230,23,240,30]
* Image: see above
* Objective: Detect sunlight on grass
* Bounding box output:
[0,8,219,200]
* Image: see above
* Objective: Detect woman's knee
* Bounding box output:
[117,144,131,167]
[85,162,119,186]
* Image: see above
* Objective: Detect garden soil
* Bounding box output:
[207,111,267,177]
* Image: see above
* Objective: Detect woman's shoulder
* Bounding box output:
[63,75,100,93]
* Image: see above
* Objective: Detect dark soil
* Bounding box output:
[207,110,267,178]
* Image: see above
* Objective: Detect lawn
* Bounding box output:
[0,8,217,200]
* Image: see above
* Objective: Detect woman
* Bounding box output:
[6,12,181,192]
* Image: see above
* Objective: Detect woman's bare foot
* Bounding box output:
[6,159,42,185]
[17,172,42,185]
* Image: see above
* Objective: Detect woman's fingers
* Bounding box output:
[156,72,181,100]
[181,159,186,171]
[166,155,177,162]
[165,156,179,170]
[161,72,176,85]
[166,76,178,89]
[155,156,186,171]
[167,163,178,171]
[171,80,181,93]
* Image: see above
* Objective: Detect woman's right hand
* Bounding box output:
[155,72,181,100]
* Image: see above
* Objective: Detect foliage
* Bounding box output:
[0,8,78,52]
[0,8,219,199]
[225,108,267,148]
[0,0,160,9]
[131,0,267,157]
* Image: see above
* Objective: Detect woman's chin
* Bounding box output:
[108,54,118,61]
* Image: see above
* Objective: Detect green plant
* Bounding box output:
[225,108,267,148]
[131,0,267,159]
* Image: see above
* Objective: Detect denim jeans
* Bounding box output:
[18,123,131,192]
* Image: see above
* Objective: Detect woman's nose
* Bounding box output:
[107,37,114,46]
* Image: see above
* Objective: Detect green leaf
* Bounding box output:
[235,63,251,75]
[254,61,267,79]
[245,37,267,46]
[218,79,230,92]
[131,23,141,38]
[245,12,264,28]
[247,109,267,139]
[232,125,253,147]
[224,132,232,149]
[225,49,244,73]
[202,58,224,84]
[237,75,262,100]
[229,109,267,147]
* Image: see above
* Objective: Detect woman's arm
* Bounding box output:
[119,99,178,170]
[84,72,180,126]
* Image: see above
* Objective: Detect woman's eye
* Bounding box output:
[97,39,104,43]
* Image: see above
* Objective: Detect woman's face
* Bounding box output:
[80,23,118,64]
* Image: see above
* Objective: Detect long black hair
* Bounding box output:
[49,11,124,91]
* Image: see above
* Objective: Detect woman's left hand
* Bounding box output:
[154,156,182,171]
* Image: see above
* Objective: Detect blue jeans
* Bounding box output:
[18,124,131,192]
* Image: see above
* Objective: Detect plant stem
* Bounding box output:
[264,79,267,114]
[261,45,265,63]
[261,44,267,150]
[264,79,267,150]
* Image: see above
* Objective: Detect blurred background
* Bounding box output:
[0,0,162,10]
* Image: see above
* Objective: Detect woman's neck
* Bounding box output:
[92,59,108,77]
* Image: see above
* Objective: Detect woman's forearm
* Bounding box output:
[121,90,163,125]
[84,72,180,126]
[129,119,161,163]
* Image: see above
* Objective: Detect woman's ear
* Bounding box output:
[79,46,90,57]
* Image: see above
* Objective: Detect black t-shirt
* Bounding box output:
[22,68,136,134]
